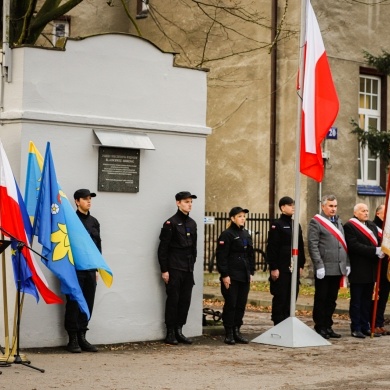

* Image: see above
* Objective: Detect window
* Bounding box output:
[358,75,381,185]
[136,0,149,19]
[52,18,70,47]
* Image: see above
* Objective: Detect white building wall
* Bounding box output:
[0,34,209,347]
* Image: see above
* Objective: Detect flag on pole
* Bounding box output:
[381,170,390,259]
[0,141,62,304]
[61,198,113,287]
[300,0,339,182]
[27,143,113,287]
[33,143,90,317]
[25,141,44,225]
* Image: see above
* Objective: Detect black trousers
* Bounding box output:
[374,271,390,328]
[313,275,341,331]
[220,279,250,328]
[165,269,194,327]
[64,270,97,332]
[270,272,300,325]
[349,282,374,332]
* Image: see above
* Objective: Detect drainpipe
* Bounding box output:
[269,0,278,219]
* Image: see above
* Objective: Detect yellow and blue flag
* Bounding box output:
[61,197,113,287]
[33,143,90,317]
[25,141,44,225]
[29,141,113,289]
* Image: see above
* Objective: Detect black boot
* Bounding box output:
[175,326,193,345]
[224,327,235,345]
[67,332,81,353]
[233,326,249,344]
[164,327,178,345]
[77,331,98,352]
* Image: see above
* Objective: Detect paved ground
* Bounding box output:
[2,283,390,390]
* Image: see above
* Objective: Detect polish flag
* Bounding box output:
[300,0,339,182]
[0,141,62,304]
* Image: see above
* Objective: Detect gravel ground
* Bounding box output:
[1,307,390,390]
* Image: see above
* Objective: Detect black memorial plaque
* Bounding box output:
[98,147,140,193]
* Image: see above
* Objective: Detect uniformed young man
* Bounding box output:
[266,196,306,325]
[65,189,101,353]
[158,191,197,345]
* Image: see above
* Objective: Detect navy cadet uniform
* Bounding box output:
[158,192,197,344]
[216,207,255,344]
[65,189,100,353]
[266,201,305,325]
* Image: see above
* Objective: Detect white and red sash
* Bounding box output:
[313,214,347,253]
[377,226,383,240]
[348,218,378,246]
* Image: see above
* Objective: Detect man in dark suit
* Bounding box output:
[344,203,384,339]
[308,194,349,339]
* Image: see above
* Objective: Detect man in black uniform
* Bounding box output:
[65,189,101,353]
[266,196,306,325]
[158,191,197,345]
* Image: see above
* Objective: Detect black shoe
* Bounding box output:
[351,331,366,339]
[316,328,330,339]
[233,327,249,344]
[175,327,193,345]
[362,329,381,337]
[326,328,341,338]
[224,328,236,345]
[164,328,179,345]
[77,331,98,352]
[67,332,82,353]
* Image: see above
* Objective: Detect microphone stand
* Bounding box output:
[0,226,45,373]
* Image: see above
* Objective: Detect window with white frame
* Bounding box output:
[358,75,381,185]
[52,18,70,47]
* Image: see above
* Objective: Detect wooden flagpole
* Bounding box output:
[1,245,10,359]
[370,169,390,337]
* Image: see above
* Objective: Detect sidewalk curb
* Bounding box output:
[203,293,350,315]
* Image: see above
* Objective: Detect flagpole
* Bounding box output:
[371,170,390,336]
[289,0,307,317]
[252,0,331,347]
[1,236,9,357]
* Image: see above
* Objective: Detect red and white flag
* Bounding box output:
[0,141,62,304]
[300,0,339,182]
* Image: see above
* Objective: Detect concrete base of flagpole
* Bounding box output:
[251,317,331,348]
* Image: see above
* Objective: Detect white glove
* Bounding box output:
[376,247,385,258]
[316,268,325,279]
[346,266,351,276]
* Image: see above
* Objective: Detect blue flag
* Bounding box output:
[26,142,113,287]
[61,198,113,286]
[25,141,44,226]
[10,183,40,301]
[33,143,89,317]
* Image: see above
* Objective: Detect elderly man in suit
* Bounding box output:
[308,194,350,339]
[344,203,384,338]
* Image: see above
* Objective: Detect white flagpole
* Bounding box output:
[289,0,307,318]
[252,0,330,347]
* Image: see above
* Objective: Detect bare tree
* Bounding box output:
[146,0,295,68]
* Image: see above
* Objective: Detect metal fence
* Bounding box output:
[203,212,273,273]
